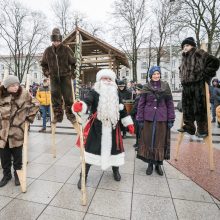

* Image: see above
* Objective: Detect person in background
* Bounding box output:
[36,78,51,132]
[130,83,143,150]
[213,80,220,128]
[118,80,132,138]
[209,78,219,123]
[136,66,175,176]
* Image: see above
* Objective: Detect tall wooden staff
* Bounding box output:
[16,74,30,192]
[74,30,87,205]
[175,42,214,171]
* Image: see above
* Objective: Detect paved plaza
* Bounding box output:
[0,113,220,220]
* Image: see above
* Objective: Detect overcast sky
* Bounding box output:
[21,0,113,24]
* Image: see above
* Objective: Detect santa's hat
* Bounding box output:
[96,69,116,82]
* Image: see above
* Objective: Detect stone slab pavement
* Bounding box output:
[0,113,219,220]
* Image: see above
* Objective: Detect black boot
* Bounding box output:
[0,175,12,187]
[155,165,163,176]
[112,166,121,181]
[77,164,91,190]
[146,163,153,175]
[14,172,20,186]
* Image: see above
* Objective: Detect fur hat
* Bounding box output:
[3,75,20,88]
[96,69,116,82]
[149,66,161,78]
[51,28,62,42]
[135,83,143,90]
[181,37,196,49]
[117,80,126,86]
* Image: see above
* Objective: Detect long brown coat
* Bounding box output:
[40,43,76,78]
[0,86,39,148]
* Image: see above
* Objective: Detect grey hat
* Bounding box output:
[3,75,20,88]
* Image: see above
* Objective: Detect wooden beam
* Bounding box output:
[82,59,114,64]
[66,40,94,45]
[82,54,111,59]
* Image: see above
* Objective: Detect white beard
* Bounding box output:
[94,80,120,128]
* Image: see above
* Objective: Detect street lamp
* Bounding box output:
[169,0,175,91]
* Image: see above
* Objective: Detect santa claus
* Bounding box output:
[72,69,134,189]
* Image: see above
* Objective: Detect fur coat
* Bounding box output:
[0,86,39,148]
[179,48,220,84]
[41,43,76,78]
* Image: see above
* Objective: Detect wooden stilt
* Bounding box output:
[51,122,57,158]
[204,82,214,170]
[201,42,214,171]
[175,114,184,161]
[49,89,57,158]
[16,74,30,193]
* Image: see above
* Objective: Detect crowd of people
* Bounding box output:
[0,28,219,192]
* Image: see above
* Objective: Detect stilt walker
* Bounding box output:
[175,39,220,171]
[41,27,79,158]
[73,30,87,206]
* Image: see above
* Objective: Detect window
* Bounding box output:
[164,72,168,80]
[172,60,176,67]
[141,73,147,79]
[141,62,147,69]
[126,70,129,77]
[34,72,37,78]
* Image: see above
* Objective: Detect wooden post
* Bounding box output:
[74,30,87,206]
[16,74,30,193]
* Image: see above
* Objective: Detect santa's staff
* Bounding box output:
[73,30,87,206]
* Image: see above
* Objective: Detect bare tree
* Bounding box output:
[180,0,220,56]
[51,0,72,36]
[51,0,103,37]
[151,0,182,65]
[0,0,48,82]
[111,0,148,81]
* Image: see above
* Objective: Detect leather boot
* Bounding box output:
[77,164,91,189]
[178,123,196,135]
[155,165,163,176]
[14,172,20,186]
[0,175,12,187]
[112,166,121,181]
[65,106,76,124]
[51,107,64,123]
[146,163,153,175]
[196,121,208,138]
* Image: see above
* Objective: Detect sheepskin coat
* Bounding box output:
[0,86,39,148]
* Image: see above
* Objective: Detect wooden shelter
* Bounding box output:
[63,27,129,84]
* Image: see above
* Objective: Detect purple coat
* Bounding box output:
[136,81,175,122]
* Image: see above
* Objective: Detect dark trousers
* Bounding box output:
[50,75,73,108]
[0,144,22,177]
[50,75,75,122]
[40,105,50,128]
[182,81,208,133]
